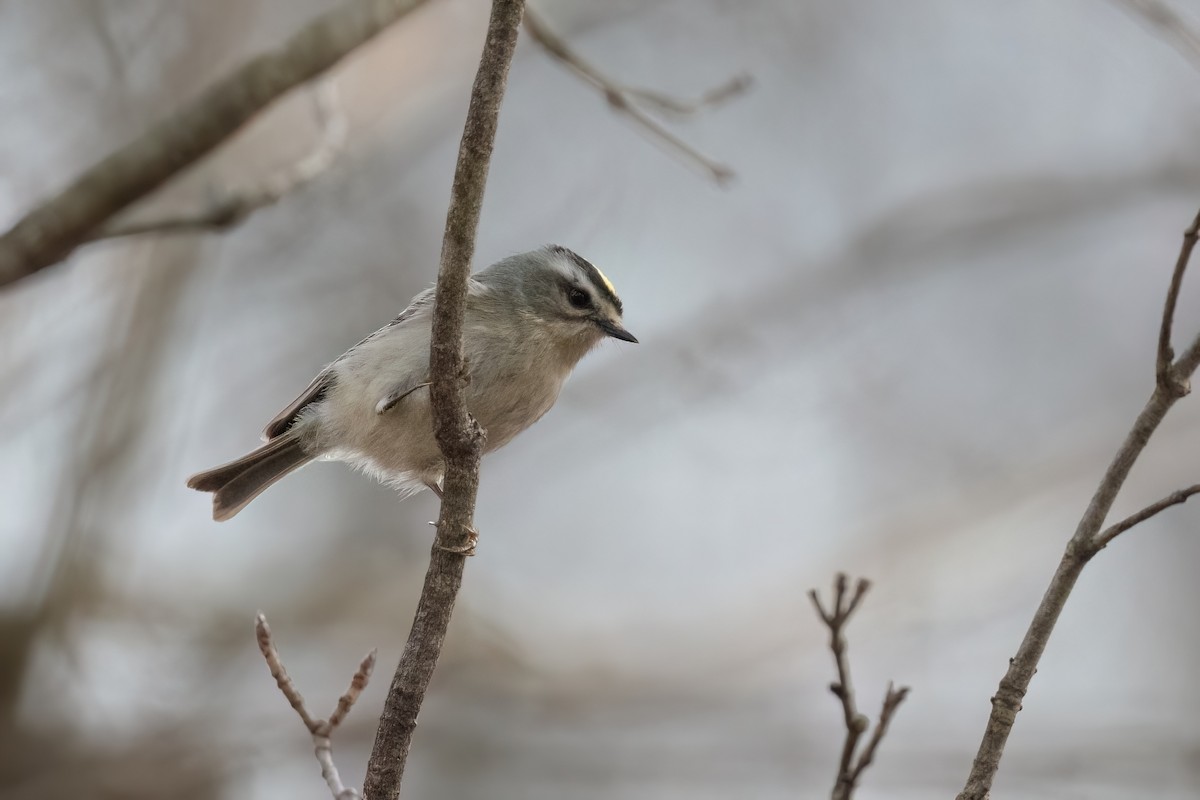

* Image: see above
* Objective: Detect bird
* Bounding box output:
[187,245,636,522]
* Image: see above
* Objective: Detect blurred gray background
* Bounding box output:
[2,0,1199,798]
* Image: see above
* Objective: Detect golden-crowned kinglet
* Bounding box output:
[188,245,636,521]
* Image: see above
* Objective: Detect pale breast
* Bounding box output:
[463,321,572,453]
[472,369,565,452]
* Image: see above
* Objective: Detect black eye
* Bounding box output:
[567,288,591,309]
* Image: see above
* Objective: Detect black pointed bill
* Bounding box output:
[597,319,638,343]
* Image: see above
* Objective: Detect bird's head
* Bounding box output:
[484,245,637,355]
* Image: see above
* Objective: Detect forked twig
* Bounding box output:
[809,574,909,800]
[256,613,376,800]
[523,7,749,185]
[957,208,1200,799]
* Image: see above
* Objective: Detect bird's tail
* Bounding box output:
[187,433,312,521]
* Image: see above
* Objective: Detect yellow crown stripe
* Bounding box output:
[593,266,616,296]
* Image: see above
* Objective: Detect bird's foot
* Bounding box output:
[432,522,478,556]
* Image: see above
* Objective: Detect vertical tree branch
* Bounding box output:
[361,1,525,798]
[956,209,1200,800]
[0,0,430,288]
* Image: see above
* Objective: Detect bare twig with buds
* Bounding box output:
[957,207,1200,799]
[92,81,348,241]
[256,613,376,800]
[809,574,909,800]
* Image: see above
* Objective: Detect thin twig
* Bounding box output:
[624,76,752,117]
[1173,329,1200,383]
[91,81,348,241]
[809,573,909,800]
[1094,483,1200,549]
[361,1,524,798]
[523,7,748,185]
[848,683,910,785]
[1155,209,1200,390]
[0,0,430,288]
[957,208,1200,800]
[256,613,377,800]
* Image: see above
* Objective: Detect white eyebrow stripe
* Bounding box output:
[546,244,624,313]
[552,259,574,279]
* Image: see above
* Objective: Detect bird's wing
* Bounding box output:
[261,288,435,440]
[261,369,334,441]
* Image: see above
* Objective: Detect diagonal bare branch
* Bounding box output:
[91,80,348,242]
[1117,0,1200,72]
[957,207,1200,800]
[523,7,748,185]
[0,0,430,288]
